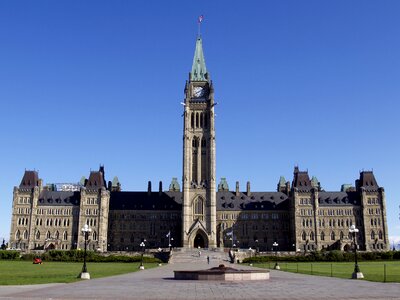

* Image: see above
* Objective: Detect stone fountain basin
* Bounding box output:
[174,264,269,281]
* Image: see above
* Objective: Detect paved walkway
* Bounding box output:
[0,258,399,300]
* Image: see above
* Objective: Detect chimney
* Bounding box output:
[246,181,251,197]
[159,181,163,196]
[236,181,240,196]
[147,181,152,196]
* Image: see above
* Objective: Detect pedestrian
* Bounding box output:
[207,255,210,264]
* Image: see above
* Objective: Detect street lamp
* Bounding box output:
[349,225,364,279]
[273,242,280,270]
[170,237,174,251]
[255,239,259,254]
[79,224,91,279]
[139,240,146,270]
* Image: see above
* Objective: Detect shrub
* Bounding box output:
[0,250,20,260]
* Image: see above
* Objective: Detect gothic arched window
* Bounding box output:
[302,231,306,241]
[371,231,375,240]
[378,231,383,240]
[193,197,204,221]
[15,230,20,240]
[320,231,325,240]
[63,231,68,241]
[330,232,335,241]
[36,231,40,240]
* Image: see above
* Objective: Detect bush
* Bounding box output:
[19,250,162,263]
[0,250,20,260]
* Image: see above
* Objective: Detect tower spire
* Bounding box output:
[191,16,208,82]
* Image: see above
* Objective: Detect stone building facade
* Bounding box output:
[9,35,390,253]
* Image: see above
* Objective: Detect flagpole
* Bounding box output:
[198,21,201,37]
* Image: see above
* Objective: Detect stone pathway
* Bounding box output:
[0,258,399,300]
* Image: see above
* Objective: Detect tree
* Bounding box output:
[0,239,6,250]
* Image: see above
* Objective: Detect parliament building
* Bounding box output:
[9,35,389,253]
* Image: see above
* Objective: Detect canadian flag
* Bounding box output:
[198,15,204,24]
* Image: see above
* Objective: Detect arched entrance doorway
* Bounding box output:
[194,233,205,248]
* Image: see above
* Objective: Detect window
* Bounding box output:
[302,231,306,241]
[378,231,383,240]
[330,232,335,241]
[63,231,68,241]
[36,231,40,240]
[193,197,204,221]
[310,232,315,240]
[23,230,28,239]
[340,231,344,240]
[15,230,21,240]
[371,231,375,240]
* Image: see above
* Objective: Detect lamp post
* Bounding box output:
[139,240,146,270]
[349,225,364,279]
[79,224,91,279]
[170,237,174,251]
[255,239,259,254]
[273,242,280,270]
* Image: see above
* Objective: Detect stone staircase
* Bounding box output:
[169,248,229,264]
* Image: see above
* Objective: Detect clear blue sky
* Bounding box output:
[1,1,399,246]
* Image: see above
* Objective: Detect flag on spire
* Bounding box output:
[198,15,204,24]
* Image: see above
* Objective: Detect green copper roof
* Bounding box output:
[311,176,319,188]
[169,177,180,192]
[218,178,229,191]
[112,176,120,187]
[278,176,286,187]
[190,37,208,81]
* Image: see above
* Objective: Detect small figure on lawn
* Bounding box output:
[33,257,42,264]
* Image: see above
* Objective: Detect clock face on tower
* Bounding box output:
[193,86,205,98]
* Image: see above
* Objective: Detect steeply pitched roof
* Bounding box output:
[292,167,312,192]
[109,191,182,210]
[38,190,80,206]
[216,191,289,211]
[318,191,359,206]
[190,37,208,82]
[85,170,106,189]
[358,171,379,191]
[19,171,39,188]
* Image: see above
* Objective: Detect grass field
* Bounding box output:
[255,261,400,282]
[0,261,158,285]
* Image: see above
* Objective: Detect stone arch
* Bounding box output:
[192,229,208,249]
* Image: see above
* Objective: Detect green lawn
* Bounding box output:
[0,261,158,285]
[255,261,400,282]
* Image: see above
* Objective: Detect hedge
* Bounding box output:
[243,250,400,264]
[1,250,161,263]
